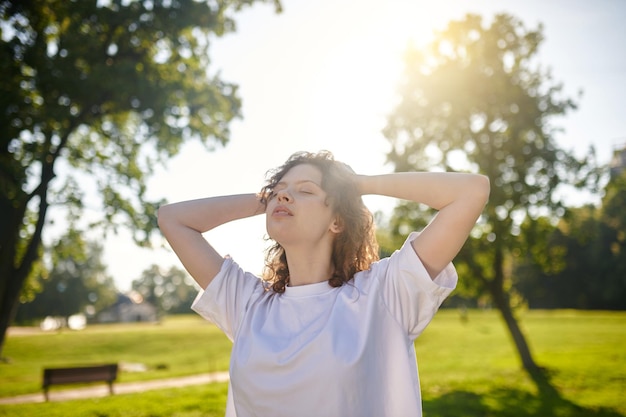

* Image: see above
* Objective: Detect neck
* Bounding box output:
[284,245,334,287]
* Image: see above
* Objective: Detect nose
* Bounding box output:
[276,188,291,203]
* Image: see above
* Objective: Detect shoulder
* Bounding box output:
[193,257,267,311]
[357,232,457,291]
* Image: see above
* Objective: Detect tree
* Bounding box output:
[15,230,118,323]
[131,264,198,315]
[382,14,598,388]
[514,164,625,311]
[600,167,626,301]
[0,0,281,358]
[514,204,623,310]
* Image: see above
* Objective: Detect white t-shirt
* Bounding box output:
[192,232,457,417]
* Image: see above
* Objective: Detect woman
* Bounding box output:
[158,150,490,417]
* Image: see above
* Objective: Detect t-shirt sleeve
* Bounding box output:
[377,232,458,340]
[191,257,264,341]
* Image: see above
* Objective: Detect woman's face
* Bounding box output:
[265,163,339,248]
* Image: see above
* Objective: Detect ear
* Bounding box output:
[329,217,344,234]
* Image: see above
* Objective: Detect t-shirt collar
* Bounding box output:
[283,280,335,297]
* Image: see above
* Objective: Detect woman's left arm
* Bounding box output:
[358,172,490,279]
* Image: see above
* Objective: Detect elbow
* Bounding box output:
[477,174,491,205]
[157,203,174,232]
[465,174,490,209]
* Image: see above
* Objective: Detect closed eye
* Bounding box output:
[299,188,315,194]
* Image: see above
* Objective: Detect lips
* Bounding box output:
[272,205,293,216]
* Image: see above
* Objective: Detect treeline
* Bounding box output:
[514,168,626,310]
[377,166,626,312]
[441,168,626,311]
[15,231,199,324]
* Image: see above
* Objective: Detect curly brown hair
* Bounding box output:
[259,151,379,293]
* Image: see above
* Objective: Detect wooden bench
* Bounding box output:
[42,364,118,401]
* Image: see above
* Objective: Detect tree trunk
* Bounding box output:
[0,159,52,358]
[490,249,558,395]
[0,270,27,361]
[490,282,540,373]
[0,206,28,360]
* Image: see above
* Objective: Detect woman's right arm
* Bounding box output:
[157,194,265,289]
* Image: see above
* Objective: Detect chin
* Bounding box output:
[266,225,286,244]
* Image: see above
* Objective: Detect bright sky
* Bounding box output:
[93,0,626,291]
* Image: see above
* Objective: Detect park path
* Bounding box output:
[0,371,229,405]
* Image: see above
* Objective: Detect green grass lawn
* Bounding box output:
[416,309,626,417]
[0,315,232,397]
[0,310,624,417]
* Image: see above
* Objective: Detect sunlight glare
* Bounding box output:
[301,1,462,171]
